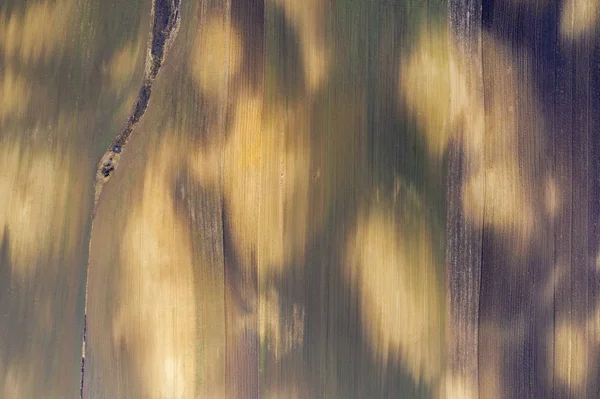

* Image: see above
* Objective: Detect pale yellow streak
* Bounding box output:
[190,15,243,98]
[0,68,31,123]
[552,302,600,395]
[2,362,32,399]
[227,94,310,273]
[265,384,308,399]
[560,0,600,40]
[102,40,141,91]
[272,0,330,92]
[545,175,559,218]
[0,0,76,63]
[260,287,305,360]
[553,319,589,393]
[462,164,534,240]
[400,25,472,160]
[191,91,311,274]
[345,199,443,386]
[112,137,197,398]
[440,373,476,399]
[0,137,73,278]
